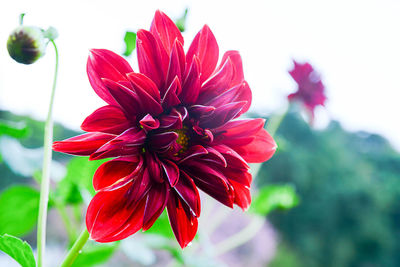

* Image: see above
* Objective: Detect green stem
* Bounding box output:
[60,229,90,267]
[54,201,77,242]
[37,39,58,267]
[266,105,289,137]
[211,107,290,255]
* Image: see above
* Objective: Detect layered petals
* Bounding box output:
[214,119,277,163]
[87,49,133,106]
[54,11,276,249]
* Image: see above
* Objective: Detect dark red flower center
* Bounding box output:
[172,125,190,154]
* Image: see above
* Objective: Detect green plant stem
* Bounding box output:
[54,201,77,242]
[210,107,290,255]
[37,39,58,267]
[61,228,90,267]
[213,215,265,255]
[266,105,289,137]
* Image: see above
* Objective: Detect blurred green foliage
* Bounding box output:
[0,110,76,188]
[250,184,299,216]
[260,112,400,267]
[0,185,40,237]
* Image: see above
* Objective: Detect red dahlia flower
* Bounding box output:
[288,60,326,119]
[53,11,276,248]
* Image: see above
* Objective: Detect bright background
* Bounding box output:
[0,0,399,149]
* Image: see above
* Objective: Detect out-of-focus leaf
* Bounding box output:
[0,136,65,179]
[175,8,188,32]
[250,185,299,216]
[71,242,118,267]
[54,157,106,204]
[0,120,29,139]
[121,238,156,266]
[0,185,40,237]
[0,234,36,267]
[123,31,136,56]
[143,210,174,239]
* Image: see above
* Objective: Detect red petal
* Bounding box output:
[102,78,142,117]
[217,51,244,87]
[186,25,219,83]
[150,10,184,55]
[159,109,183,129]
[142,182,170,230]
[188,105,215,118]
[93,156,142,191]
[183,161,234,208]
[167,193,198,248]
[199,101,247,129]
[53,132,115,156]
[165,40,185,91]
[161,159,180,187]
[230,179,251,211]
[139,114,160,131]
[81,105,131,135]
[174,171,201,217]
[127,72,160,102]
[181,56,201,104]
[137,30,168,88]
[162,76,182,109]
[199,57,234,102]
[148,132,178,151]
[232,127,277,163]
[214,119,277,163]
[90,127,146,160]
[86,181,146,242]
[213,144,249,171]
[178,145,208,164]
[127,74,163,116]
[203,82,251,116]
[145,152,163,183]
[87,49,133,105]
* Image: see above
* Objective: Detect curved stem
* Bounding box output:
[213,215,265,256]
[37,39,58,267]
[54,201,77,242]
[266,105,289,137]
[60,229,90,267]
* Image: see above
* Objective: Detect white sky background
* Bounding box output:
[0,0,399,150]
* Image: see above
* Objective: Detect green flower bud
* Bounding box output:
[7,26,47,65]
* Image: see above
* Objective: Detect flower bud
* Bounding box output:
[7,26,47,65]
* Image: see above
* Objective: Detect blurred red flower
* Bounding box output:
[53,11,276,248]
[288,60,326,119]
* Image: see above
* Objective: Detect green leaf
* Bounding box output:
[175,8,188,32]
[55,157,106,204]
[143,210,174,239]
[123,31,137,56]
[250,185,299,216]
[71,242,118,267]
[0,120,29,139]
[0,234,36,267]
[0,185,40,237]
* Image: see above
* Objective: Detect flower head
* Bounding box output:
[288,60,326,119]
[53,11,276,248]
[7,26,47,64]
